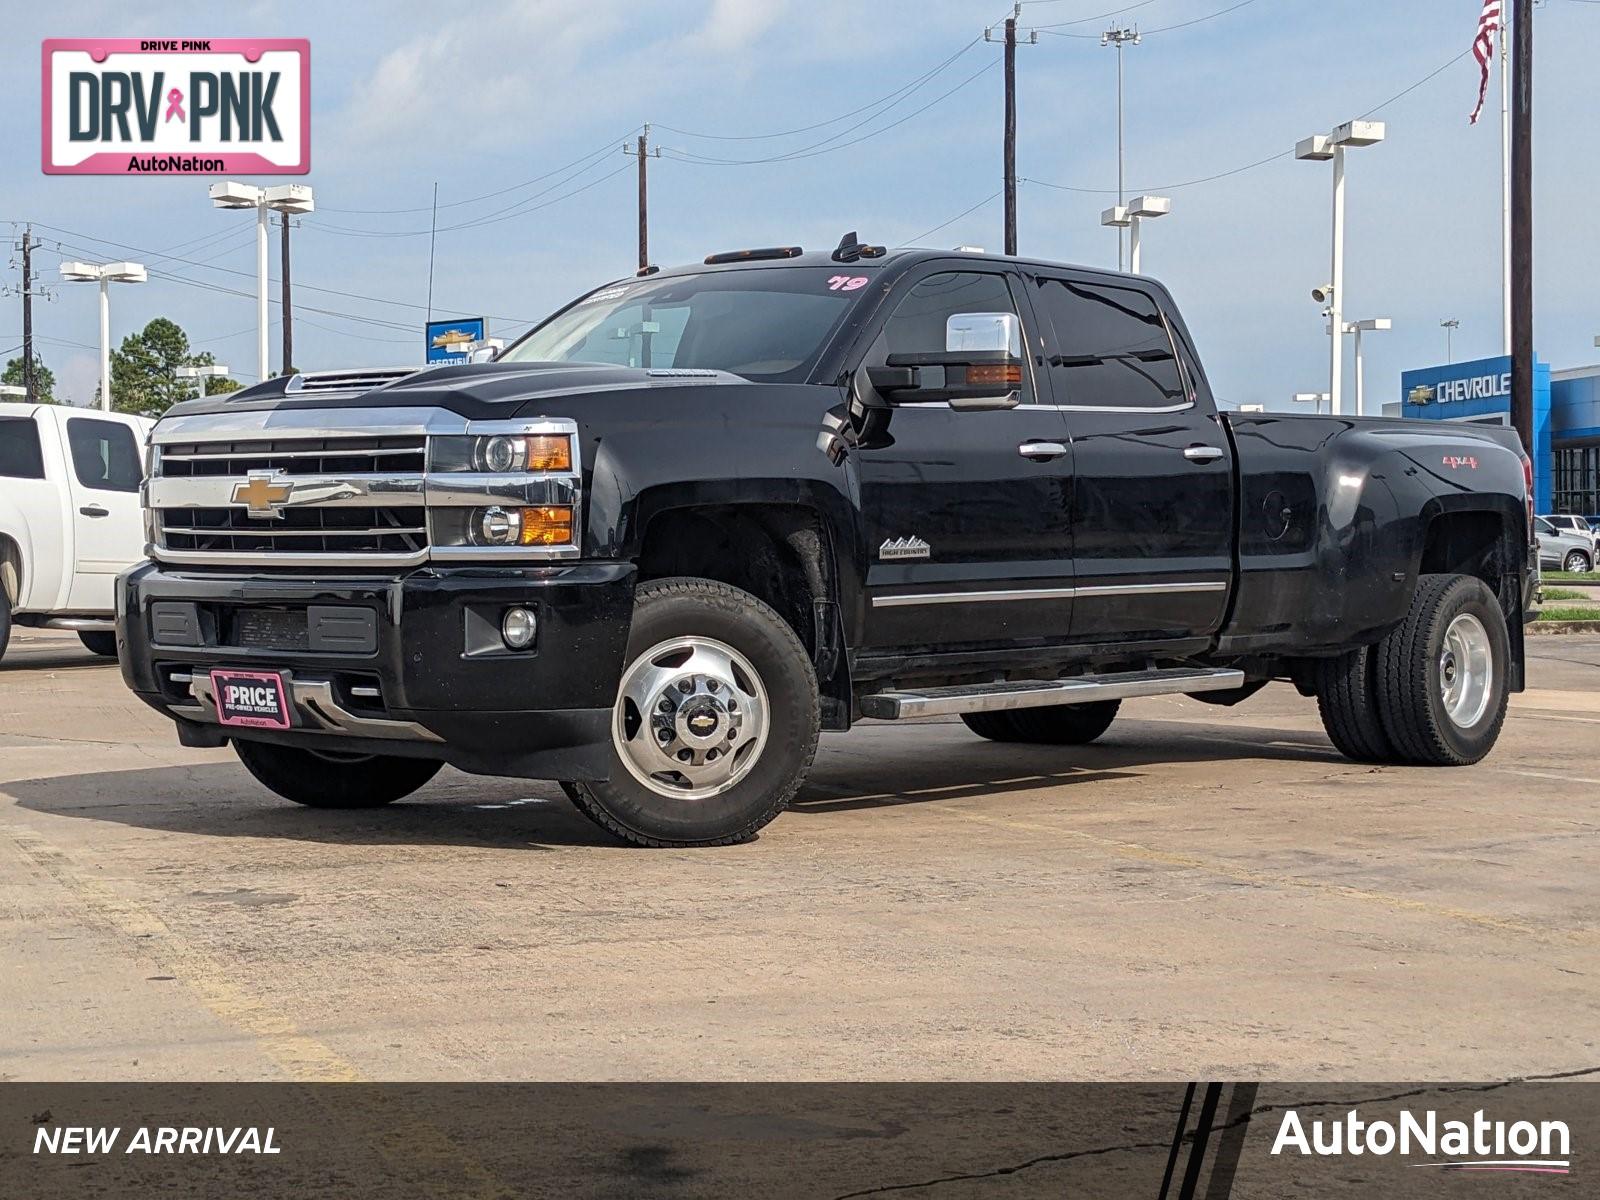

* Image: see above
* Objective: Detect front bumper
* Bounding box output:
[117,560,635,781]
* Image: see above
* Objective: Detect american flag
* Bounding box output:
[1469,0,1503,125]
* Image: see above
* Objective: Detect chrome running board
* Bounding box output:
[858,667,1246,720]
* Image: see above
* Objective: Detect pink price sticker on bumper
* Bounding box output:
[41,39,310,175]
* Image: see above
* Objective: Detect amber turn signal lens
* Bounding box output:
[523,435,572,472]
[516,505,574,546]
[966,363,1023,387]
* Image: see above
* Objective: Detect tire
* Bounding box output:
[233,740,442,808]
[1374,573,1510,766]
[0,588,10,666]
[1564,550,1592,574]
[961,701,1120,745]
[563,577,820,847]
[1313,645,1394,763]
[78,630,118,657]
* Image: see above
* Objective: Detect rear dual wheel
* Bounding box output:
[1316,573,1509,766]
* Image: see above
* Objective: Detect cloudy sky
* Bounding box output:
[5,0,1598,408]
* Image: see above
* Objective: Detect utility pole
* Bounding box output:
[21,226,36,403]
[1102,26,1141,271]
[1510,0,1533,457]
[623,125,660,271]
[987,7,1035,256]
[280,212,294,376]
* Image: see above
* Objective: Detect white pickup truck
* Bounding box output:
[0,402,153,663]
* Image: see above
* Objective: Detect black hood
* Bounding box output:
[163,360,743,420]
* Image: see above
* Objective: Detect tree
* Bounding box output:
[2,355,56,403]
[107,318,240,416]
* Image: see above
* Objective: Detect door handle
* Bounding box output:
[1183,445,1225,463]
[79,504,110,517]
[1018,441,1067,462]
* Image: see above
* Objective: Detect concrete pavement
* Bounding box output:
[3,627,1596,1082]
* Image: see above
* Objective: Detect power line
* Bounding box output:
[318,132,639,214]
[1036,0,1256,38]
[661,59,999,167]
[304,158,633,238]
[907,191,1004,244]
[1023,45,1472,195]
[654,36,983,141]
[1027,0,1160,30]
[23,223,540,325]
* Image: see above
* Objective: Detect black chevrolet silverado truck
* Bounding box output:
[118,241,1537,846]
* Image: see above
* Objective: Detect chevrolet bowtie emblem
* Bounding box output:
[232,471,293,519]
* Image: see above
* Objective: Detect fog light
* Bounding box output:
[501,607,538,650]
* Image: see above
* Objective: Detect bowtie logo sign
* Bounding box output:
[164,88,185,123]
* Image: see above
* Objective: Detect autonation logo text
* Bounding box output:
[1272,1107,1571,1175]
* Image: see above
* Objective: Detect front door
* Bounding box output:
[1024,272,1234,643]
[62,415,145,612]
[850,268,1075,651]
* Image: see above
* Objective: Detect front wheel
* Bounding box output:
[79,630,118,657]
[234,740,443,808]
[1564,550,1592,574]
[1374,573,1510,766]
[563,578,820,847]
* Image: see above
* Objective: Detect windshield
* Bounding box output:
[501,267,873,383]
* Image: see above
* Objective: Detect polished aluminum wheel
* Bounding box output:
[612,635,770,800]
[1438,612,1493,729]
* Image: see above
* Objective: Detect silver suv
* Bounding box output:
[1535,515,1595,573]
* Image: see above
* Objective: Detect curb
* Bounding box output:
[1528,619,1600,635]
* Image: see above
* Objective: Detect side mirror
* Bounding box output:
[865,312,1023,411]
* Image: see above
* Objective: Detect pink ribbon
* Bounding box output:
[164,88,185,123]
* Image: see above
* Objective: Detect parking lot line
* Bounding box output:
[1,819,365,1083]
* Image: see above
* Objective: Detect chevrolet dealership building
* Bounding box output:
[1395,354,1600,517]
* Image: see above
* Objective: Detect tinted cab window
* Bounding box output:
[0,415,46,479]
[66,418,141,493]
[1029,276,1188,409]
[872,270,1031,398]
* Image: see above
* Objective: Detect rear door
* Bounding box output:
[1024,272,1234,642]
[851,266,1076,650]
[0,411,67,612]
[61,414,145,612]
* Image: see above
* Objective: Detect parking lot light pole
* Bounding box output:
[58,260,147,411]
[208,182,315,382]
[1343,317,1391,417]
[176,363,232,399]
[1100,195,1170,275]
[1296,121,1385,417]
[1292,391,1331,415]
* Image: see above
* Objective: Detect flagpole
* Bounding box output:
[1499,8,1512,356]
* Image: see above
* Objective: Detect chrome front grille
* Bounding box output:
[158,436,427,478]
[159,506,429,555]
[144,406,581,570]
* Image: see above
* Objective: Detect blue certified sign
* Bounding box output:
[425,317,486,364]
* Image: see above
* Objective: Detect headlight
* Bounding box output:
[431,434,572,473]
[435,505,575,549]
